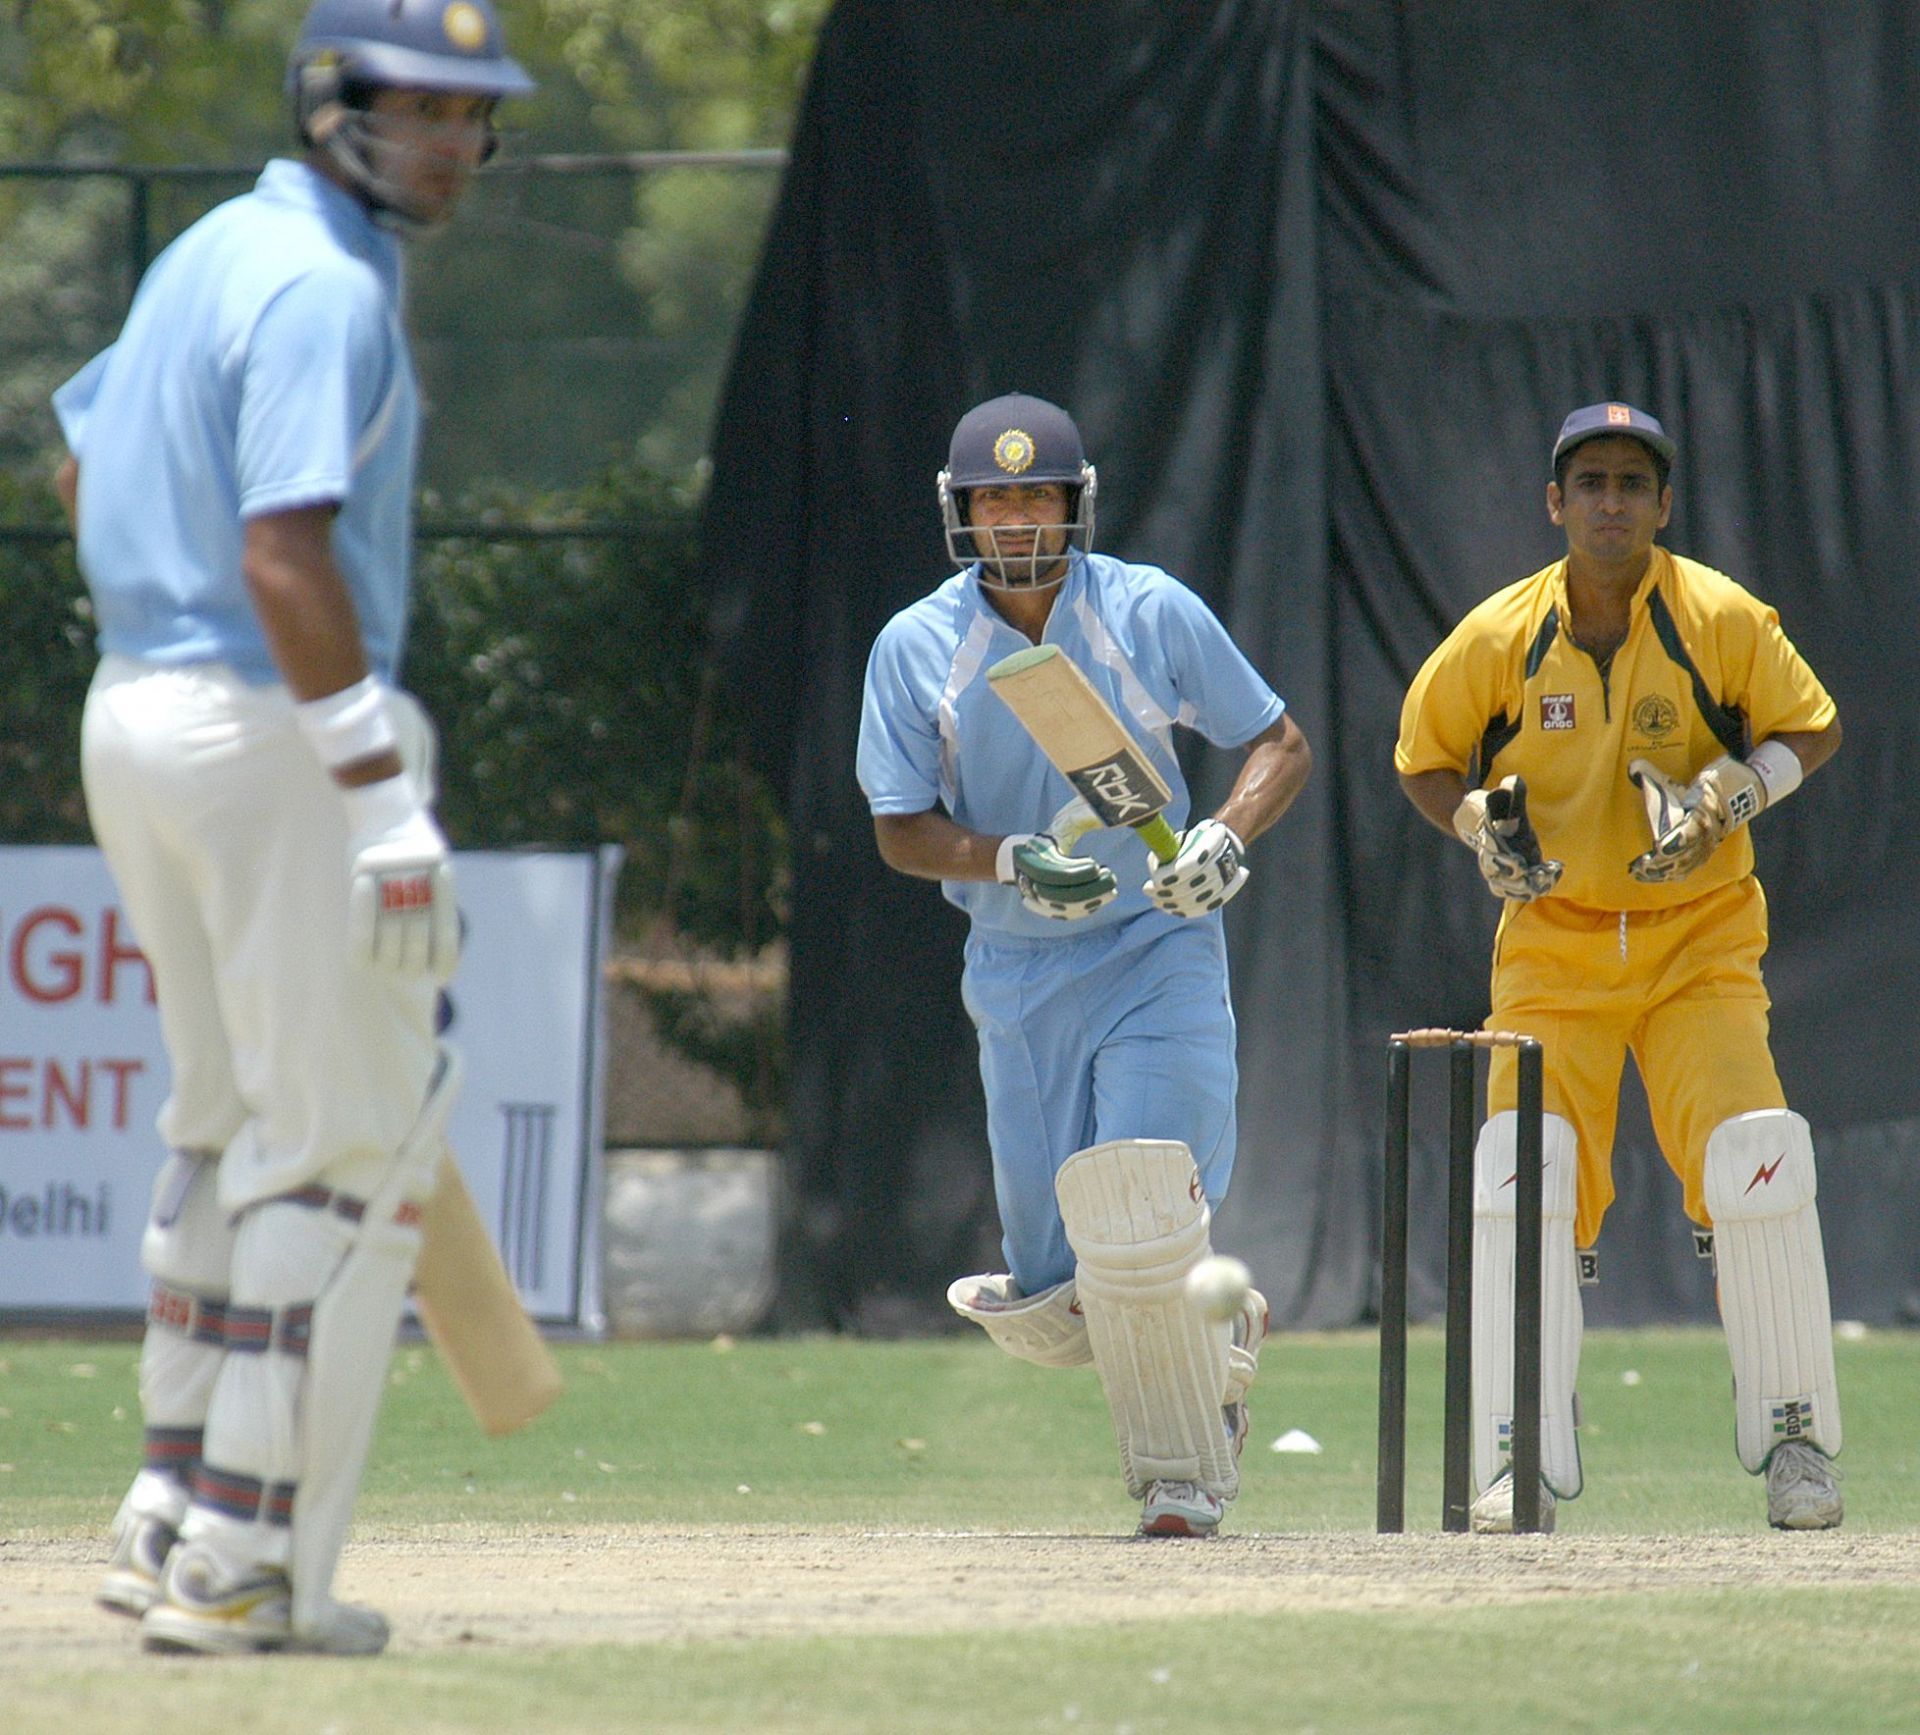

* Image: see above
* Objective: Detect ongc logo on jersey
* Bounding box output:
[1540,693,1576,731]
[1632,694,1680,742]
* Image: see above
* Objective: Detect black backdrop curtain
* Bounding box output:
[702,0,1920,1331]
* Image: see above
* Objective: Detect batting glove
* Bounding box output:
[998,832,1119,921]
[1143,818,1248,918]
[1628,754,1768,883]
[1452,775,1563,902]
[343,774,461,981]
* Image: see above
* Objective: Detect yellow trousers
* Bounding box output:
[1484,878,1785,1249]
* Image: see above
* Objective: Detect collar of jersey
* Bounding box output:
[254,158,396,259]
[1548,542,1670,629]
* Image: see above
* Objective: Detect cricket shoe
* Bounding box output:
[1139,1480,1225,1539]
[1469,1470,1557,1534]
[1766,1441,1843,1531]
[141,1541,390,1656]
[97,1512,179,1617]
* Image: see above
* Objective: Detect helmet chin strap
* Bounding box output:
[975,552,1072,592]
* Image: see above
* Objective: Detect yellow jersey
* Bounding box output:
[1395,547,1835,911]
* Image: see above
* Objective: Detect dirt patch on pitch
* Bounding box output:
[5,1526,1915,1662]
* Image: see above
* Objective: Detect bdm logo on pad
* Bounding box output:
[1540,693,1576,731]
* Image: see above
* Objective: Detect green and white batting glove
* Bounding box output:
[1628,744,1799,884]
[997,831,1119,921]
[1143,818,1248,918]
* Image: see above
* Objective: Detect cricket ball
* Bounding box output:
[1185,1254,1252,1321]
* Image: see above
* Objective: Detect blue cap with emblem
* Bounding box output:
[1552,402,1677,471]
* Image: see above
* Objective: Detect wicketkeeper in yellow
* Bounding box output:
[1394,402,1844,1533]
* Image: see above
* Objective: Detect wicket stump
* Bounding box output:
[1376,1028,1545,1534]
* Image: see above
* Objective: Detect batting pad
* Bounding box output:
[1472,1110,1584,1499]
[1703,1110,1842,1471]
[138,1149,235,1444]
[289,1045,458,1629]
[946,1273,1093,1368]
[1055,1140,1237,1501]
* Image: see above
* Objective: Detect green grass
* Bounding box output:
[4,1327,1918,1731]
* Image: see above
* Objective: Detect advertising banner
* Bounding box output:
[0,846,614,1326]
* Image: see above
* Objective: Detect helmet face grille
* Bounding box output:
[938,466,1098,590]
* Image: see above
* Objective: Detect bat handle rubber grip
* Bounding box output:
[1137,813,1182,865]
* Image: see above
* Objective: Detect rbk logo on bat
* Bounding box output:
[1071,752,1158,824]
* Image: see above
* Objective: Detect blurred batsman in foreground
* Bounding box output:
[858,394,1311,1536]
[1396,402,1844,1534]
[52,0,533,1653]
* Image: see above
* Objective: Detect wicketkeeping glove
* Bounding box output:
[343,774,461,980]
[1143,818,1248,918]
[1452,774,1563,903]
[997,832,1119,921]
[1628,754,1767,883]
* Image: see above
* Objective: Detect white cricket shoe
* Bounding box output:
[1139,1480,1225,1538]
[1469,1470,1557,1534]
[98,1512,179,1617]
[141,1541,390,1656]
[1766,1441,1843,1531]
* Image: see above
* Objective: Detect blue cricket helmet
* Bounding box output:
[290,0,534,100]
[937,393,1098,588]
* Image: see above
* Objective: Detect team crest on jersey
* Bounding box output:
[1540,693,1576,731]
[442,1,488,50]
[1632,694,1680,741]
[992,429,1035,474]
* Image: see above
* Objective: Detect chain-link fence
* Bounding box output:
[0,152,791,1125]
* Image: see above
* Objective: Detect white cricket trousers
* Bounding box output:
[81,656,442,1211]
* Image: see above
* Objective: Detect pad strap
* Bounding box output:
[148,1282,230,1346]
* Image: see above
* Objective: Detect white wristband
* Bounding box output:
[295,675,398,772]
[1746,739,1804,809]
[996,834,1034,885]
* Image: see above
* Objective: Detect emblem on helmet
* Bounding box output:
[992,429,1035,474]
[442,1,488,49]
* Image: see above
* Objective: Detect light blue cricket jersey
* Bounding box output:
[858,552,1286,939]
[51,159,418,684]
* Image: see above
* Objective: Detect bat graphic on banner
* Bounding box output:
[986,643,1182,863]
[412,1155,563,1436]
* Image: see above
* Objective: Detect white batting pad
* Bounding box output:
[138,1149,236,1436]
[288,1047,457,1630]
[1055,1140,1237,1500]
[947,1273,1093,1368]
[1472,1110,1584,1498]
[1703,1110,1842,1471]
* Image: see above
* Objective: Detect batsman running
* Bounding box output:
[52,0,534,1653]
[857,393,1311,1536]
[1395,401,1845,1534]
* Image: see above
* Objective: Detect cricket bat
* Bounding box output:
[986,643,1182,863]
[412,1153,564,1436]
